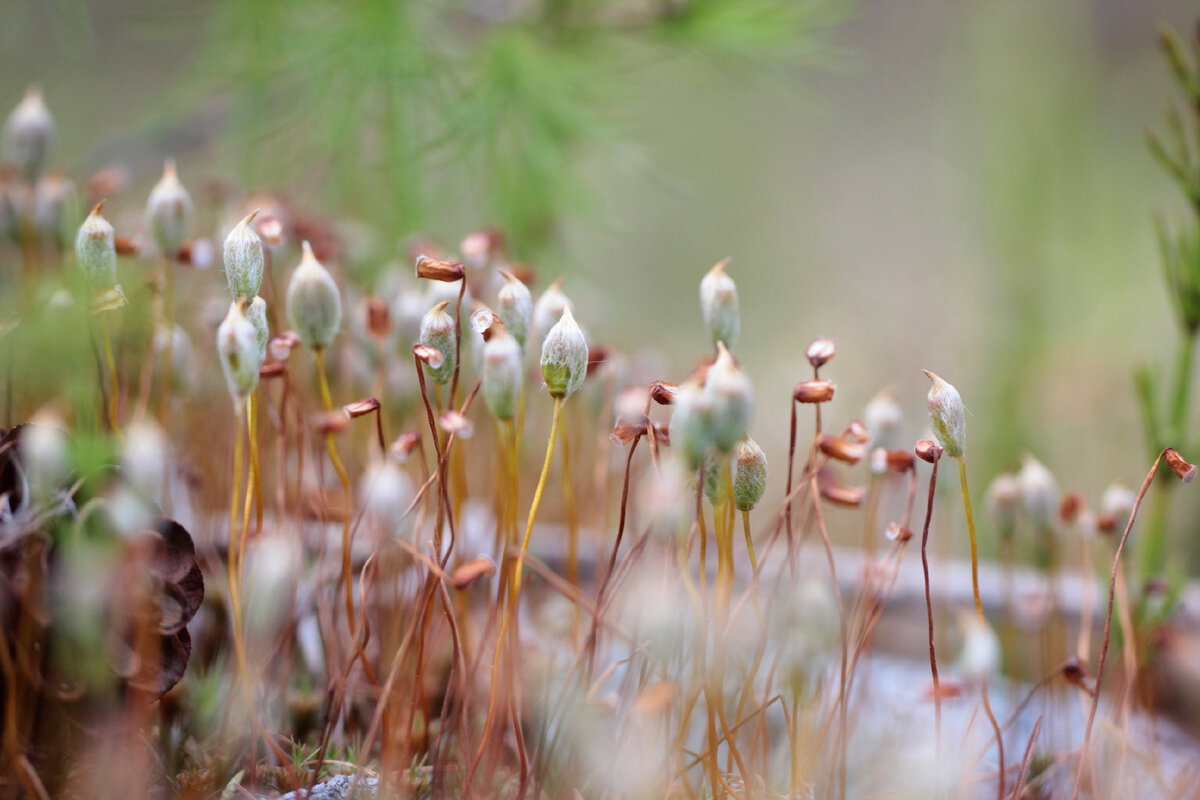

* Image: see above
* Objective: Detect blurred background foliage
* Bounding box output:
[3,0,1200,570]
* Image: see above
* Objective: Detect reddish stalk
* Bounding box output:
[585,432,640,678]
[1071,448,1191,800]
[919,447,944,753]
[808,472,849,800]
[785,399,798,567]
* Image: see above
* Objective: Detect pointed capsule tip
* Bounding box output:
[90,199,105,217]
[432,299,451,313]
[241,208,260,226]
[708,257,731,277]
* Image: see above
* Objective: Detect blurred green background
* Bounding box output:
[3,0,1199,568]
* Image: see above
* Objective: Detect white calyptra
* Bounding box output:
[670,379,714,470]
[497,269,532,351]
[539,305,587,400]
[1017,453,1059,531]
[699,258,739,350]
[533,278,569,347]
[22,408,68,499]
[359,457,415,537]
[864,386,903,450]
[922,370,966,459]
[481,328,522,420]
[286,241,342,350]
[706,342,754,452]
[734,436,768,512]
[246,296,270,364]
[217,301,261,409]
[75,202,117,289]
[984,471,1021,539]
[955,611,1000,682]
[146,160,193,258]
[3,88,54,180]
[123,420,166,502]
[418,300,456,385]
[223,210,265,300]
[34,173,76,244]
[1100,481,1135,531]
[155,324,194,389]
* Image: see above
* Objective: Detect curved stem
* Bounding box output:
[1073,451,1166,800]
[809,473,848,800]
[957,456,1005,800]
[921,452,942,756]
[227,402,253,697]
[511,397,562,602]
[315,348,355,636]
[586,434,639,678]
[100,315,121,439]
[466,396,563,793]
[785,400,797,566]
[562,420,580,641]
[248,390,263,536]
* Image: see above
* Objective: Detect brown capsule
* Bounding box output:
[438,410,474,439]
[843,419,871,445]
[885,523,914,543]
[175,239,197,265]
[412,343,444,368]
[85,166,129,205]
[610,415,669,446]
[507,263,537,286]
[114,234,138,257]
[1061,656,1090,693]
[390,430,421,462]
[818,434,866,465]
[611,415,649,445]
[1095,512,1117,534]
[793,379,836,404]
[451,557,496,590]
[344,396,380,418]
[269,331,301,362]
[886,449,915,473]
[365,296,391,339]
[586,344,610,377]
[1059,492,1085,525]
[684,361,711,388]
[415,254,465,282]
[258,361,285,379]
[1164,447,1197,483]
[650,421,670,447]
[460,229,505,264]
[256,214,286,247]
[821,483,864,508]
[479,317,507,343]
[634,681,678,715]
[914,440,943,464]
[470,305,499,338]
[311,410,350,435]
[649,380,679,406]
[923,680,965,701]
[806,337,836,368]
